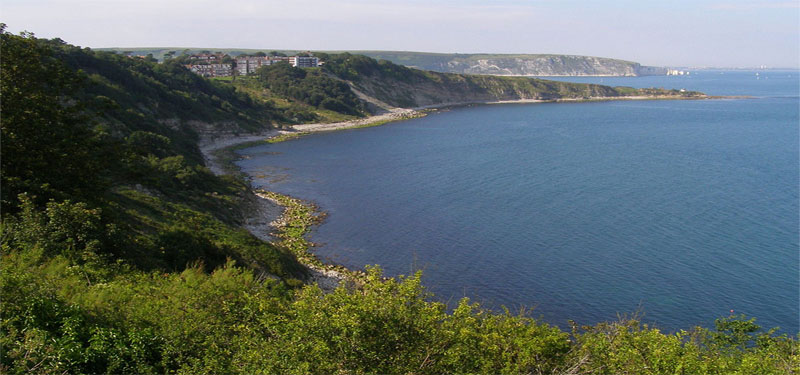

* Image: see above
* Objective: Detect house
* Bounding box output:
[211,63,232,77]
[187,64,213,77]
[235,56,260,75]
[234,55,297,75]
[269,56,291,64]
[234,56,276,75]
[186,63,233,77]
[185,52,321,77]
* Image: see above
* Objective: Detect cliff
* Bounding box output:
[352,52,668,76]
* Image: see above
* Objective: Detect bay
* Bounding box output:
[237,70,799,333]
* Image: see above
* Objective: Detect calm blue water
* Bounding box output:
[238,70,799,333]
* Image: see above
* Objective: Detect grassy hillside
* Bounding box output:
[2,30,795,374]
[320,53,699,108]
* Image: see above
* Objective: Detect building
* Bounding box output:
[269,56,291,64]
[289,56,320,68]
[235,56,261,75]
[185,52,233,77]
[234,56,283,75]
[212,63,232,77]
[234,56,296,75]
[187,64,212,77]
[186,63,233,78]
[186,53,320,77]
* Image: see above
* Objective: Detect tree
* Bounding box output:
[0,29,111,212]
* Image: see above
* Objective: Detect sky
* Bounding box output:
[2,0,799,68]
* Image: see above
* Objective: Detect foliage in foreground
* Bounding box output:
[2,251,797,374]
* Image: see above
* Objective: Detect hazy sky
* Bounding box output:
[3,0,799,67]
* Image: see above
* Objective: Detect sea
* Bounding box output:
[237,70,799,334]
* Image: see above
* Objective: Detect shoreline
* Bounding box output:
[198,129,357,290]
[285,94,714,135]
[198,107,442,289]
[198,93,718,289]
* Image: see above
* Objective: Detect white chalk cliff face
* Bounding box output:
[443,56,663,76]
[357,52,667,76]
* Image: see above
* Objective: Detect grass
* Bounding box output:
[210,76,235,82]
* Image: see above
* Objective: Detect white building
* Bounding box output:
[187,63,233,77]
[187,54,321,77]
[235,56,298,75]
[235,57,266,75]
[289,56,320,68]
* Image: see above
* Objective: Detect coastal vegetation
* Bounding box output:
[319,53,699,109]
[2,28,796,374]
[255,63,365,116]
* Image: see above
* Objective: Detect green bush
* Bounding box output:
[3,194,108,263]
[256,63,365,116]
[1,249,796,374]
